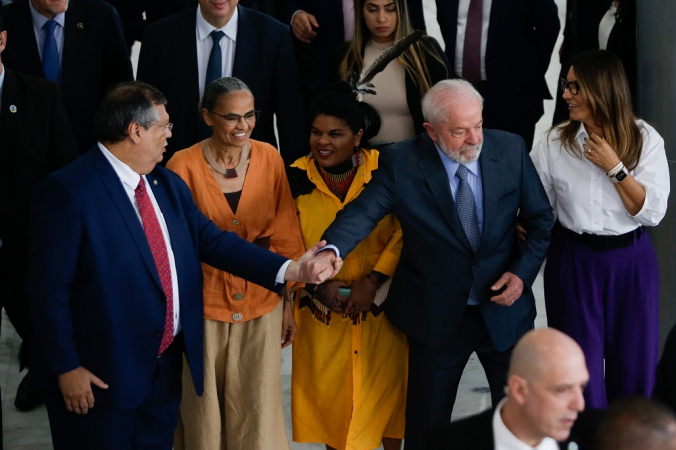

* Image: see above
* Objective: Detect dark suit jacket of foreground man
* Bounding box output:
[323,131,553,350]
[137,5,307,164]
[1,0,134,153]
[26,145,288,448]
[424,407,602,450]
[0,68,77,339]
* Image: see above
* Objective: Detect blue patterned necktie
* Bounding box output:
[205,30,225,87]
[456,164,481,252]
[42,20,61,85]
[456,164,480,303]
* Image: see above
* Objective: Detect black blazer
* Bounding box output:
[424,407,603,449]
[1,0,134,153]
[0,68,78,313]
[137,5,308,164]
[653,323,676,414]
[422,0,560,124]
[322,131,554,350]
[280,0,347,101]
[332,36,450,137]
[553,0,637,124]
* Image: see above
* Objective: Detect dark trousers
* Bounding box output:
[544,224,660,409]
[404,306,512,450]
[45,342,183,450]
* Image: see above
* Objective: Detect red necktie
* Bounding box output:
[462,0,483,84]
[135,176,174,355]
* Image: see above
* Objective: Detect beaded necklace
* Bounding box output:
[316,152,363,201]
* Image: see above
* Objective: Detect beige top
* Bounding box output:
[363,40,416,144]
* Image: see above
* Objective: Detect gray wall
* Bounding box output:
[637,1,676,348]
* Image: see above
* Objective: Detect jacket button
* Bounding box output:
[233,293,244,301]
[232,313,243,321]
[233,219,239,224]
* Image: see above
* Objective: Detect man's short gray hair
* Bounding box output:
[421,79,484,126]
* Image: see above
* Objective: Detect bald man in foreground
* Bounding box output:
[425,328,601,449]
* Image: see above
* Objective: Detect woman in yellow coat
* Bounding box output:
[287,91,407,450]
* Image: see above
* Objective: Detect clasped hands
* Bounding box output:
[284,241,343,285]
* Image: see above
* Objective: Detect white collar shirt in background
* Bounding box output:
[531,121,670,235]
[493,398,559,450]
[196,5,238,99]
[98,142,182,336]
[0,63,5,110]
[454,0,493,81]
[29,0,66,62]
[598,3,618,50]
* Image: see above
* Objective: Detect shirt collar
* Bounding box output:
[29,0,66,30]
[0,64,5,108]
[493,398,560,450]
[196,4,238,42]
[98,142,144,191]
[434,142,481,178]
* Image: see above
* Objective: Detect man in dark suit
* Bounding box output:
[280,0,350,107]
[406,0,560,149]
[0,8,79,414]
[137,0,307,164]
[25,81,339,449]
[0,10,77,444]
[425,328,598,450]
[1,0,134,153]
[653,323,676,414]
[316,79,554,449]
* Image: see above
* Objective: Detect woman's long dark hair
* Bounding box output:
[554,50,642,170]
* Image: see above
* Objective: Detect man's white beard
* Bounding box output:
[438,139,482,164]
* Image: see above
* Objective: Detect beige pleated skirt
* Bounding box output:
[174,301,290,450]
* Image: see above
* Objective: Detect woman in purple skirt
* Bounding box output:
[531,50,670,409]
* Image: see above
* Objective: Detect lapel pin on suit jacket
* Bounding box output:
[9,105,17,113]
[567,442,579,450]
[77,23,84,29]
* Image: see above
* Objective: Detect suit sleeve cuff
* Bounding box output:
[276,260,293,284]
[317,244,340,258]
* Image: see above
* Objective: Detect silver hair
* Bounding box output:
[199,77,254,112]
[421,79,484,125]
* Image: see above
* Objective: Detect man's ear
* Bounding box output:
[509,375,529,406]
[423,122,437,142]
[127,122,143,143]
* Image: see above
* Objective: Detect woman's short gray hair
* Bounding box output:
[199,77,254,112]
[421,79,484,126]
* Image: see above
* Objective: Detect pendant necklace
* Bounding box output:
[205,142,249,178]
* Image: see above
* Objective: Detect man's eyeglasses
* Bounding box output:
[150,121,174,133]
[209,110,261,127]
[559,78,581,95]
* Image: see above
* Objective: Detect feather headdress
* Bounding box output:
[348,30,425,101]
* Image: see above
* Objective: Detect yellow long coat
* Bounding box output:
[290,149,408,450]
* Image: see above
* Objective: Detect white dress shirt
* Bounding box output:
[0,63,5,110]
[597,3,618,50]
[196,5,238,99]
[455,0,493,81]
[531,121,670,235]
[29,0,66,63]
[493,398,559,450]
[98,143,182,336]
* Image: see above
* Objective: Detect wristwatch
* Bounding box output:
[611,167,628,184]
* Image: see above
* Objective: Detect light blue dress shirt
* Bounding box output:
[29,0,66,63]
[435,144,484,233]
